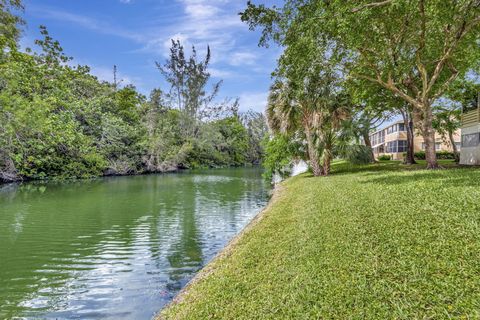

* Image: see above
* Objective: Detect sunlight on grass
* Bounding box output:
[160,162,480,319]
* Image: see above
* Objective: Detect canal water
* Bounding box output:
[0,168,270,319]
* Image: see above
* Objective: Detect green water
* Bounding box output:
[0,168,270,319]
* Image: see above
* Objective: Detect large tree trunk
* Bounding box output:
[362,132,376,163]
[421,105,439,169]
[449,131,460,163]
[400,108,417,165]
[305,128,323,177]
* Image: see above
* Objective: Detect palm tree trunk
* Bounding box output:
[322,147,332,176]
[305,128,323,177]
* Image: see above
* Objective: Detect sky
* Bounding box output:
[20,0,283,113]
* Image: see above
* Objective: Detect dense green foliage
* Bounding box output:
[0,4,267,182]
[241,0,480,169]
[160,160,480,319]
[261,134,305,181]
[337,144,375,165]
[378,154,392,161]
[413,151,456,160]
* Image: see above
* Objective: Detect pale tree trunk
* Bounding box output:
[362,132,376,163]
[449,131,460,163]
[305,127,323,177]
[421,104,439,169]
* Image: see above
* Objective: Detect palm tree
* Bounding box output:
[316,96,350,175]
[266,79,325,176]
[266,73,350,177]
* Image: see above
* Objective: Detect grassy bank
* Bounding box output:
[159,161,480,319]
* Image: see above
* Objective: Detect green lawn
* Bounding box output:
[159,161,480,319]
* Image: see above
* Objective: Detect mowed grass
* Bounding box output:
[160,161,480,319]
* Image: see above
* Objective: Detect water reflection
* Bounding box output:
[0,168,269,319]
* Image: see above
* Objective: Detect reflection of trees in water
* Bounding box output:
[161,168,269,292]
[0,176,160,317]
[0,169,268,318]
[163,176,204,292]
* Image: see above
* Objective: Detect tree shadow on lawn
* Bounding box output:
[316,161,480,188]
[299,161,480,188]
[360,167,480,188]
[328,161,433,176]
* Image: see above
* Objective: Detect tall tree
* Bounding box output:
[347,108,391,163]
[267,62,349,177]
[267,79,323,176]
[241,0,480,169]
[240,110,269,164]
[156,40,221,137]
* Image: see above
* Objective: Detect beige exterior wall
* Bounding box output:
[369,121,461,161]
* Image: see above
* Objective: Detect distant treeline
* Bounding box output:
[0,2,267,183]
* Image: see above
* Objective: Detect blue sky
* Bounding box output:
[20,0,282,112]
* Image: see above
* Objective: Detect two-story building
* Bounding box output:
[369,121,461,160]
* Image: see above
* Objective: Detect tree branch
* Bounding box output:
[351,0,392,13]
[426,9,480,96]
[353,72,421,109]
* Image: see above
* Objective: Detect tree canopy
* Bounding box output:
[0,2,267,182]
[242,0,480,169]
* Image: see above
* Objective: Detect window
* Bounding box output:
[379,130,385,143]
[386,141,394,152]
[371,130,386,146]
[462,133,480,148]
[455,142,461,150]
[421,142,426,150]
[398,140,407,152]
[387,124,405,134]
[373,144,386,154]
[387,140,407,153]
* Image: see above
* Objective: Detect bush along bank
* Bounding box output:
[0,27,268,183]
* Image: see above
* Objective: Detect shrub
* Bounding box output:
[344,145,374,164]
[414,151,426,160]
[262,134,304,181]
[378,154,391,161]
[414,151,455,160]
[436,151,456,160]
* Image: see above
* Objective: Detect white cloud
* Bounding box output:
[239,92,269,113]
[209,67,234,79]
[184,4,220,18]
[142,0,245,65]
[230,52,257,66]
[28,6,143,42]
[26,1,278,96]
